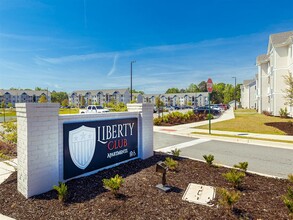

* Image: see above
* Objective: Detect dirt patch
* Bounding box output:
[0,153,291,219]
[265,122,293,135]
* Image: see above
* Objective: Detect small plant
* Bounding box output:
[222,169,245,189]
[206,113,214,120]
[282,187,293,218]
[102,174,124,197]
[171,148,181,157]
[279,107,289,118]
[218,188,241,211]
[203,154,214,166]
[233,162,248,172]
[53,182,68,202]
[164,157,179,171]
[289,174,293,183]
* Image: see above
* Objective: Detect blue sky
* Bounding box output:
[0,0,293,94]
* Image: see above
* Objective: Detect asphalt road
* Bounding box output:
[154,132,293,178]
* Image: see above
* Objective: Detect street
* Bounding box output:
[154,132,293,178]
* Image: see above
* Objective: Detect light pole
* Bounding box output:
[232,77,237,110]
[130,60,136,102]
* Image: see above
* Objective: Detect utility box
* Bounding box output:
[182,183,216,206]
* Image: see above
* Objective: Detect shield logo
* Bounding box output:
[69,125,96,170]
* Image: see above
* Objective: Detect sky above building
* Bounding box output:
[0,0,293,93]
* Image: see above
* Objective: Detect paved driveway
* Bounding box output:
[154,132,293,178]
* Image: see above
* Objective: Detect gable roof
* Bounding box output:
[256,54,269,64]
[0,89,50,96]
[270,31,293,46]
[72,88,129,96]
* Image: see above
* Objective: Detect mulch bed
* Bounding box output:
[265,122,293,135]
[0,141,16,158]
[0,153,292,220]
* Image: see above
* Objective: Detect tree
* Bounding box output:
[198,81,207,92]
[211,83,226,104]
[129,88,145,95]
[166,88,180,94]
[186,83,200,93]
[1,101,5,108]
[61,99,69,107]
[35,87,45,91]
[51,91,68,104]
[223,84,234,104]
[38,95,47,103]
[283,72,293,107]
[7,103,13,108]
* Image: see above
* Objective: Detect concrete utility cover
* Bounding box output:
[182,183,216,206]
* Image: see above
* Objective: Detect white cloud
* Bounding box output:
[107,54,119,76]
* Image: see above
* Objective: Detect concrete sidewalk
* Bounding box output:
[154,108,293,148]
[0,159,17,220]
[0,159,17,184]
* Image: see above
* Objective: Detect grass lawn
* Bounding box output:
[0,109,16,117]
[59,108,79,114]
[196,109,293,135]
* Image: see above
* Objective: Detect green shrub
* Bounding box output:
[203,154,214,166]
[106,102,127,112]
[279,107,289,118]
[103,174,124,197]
[289,174,293,183]
[282,187,293,218]
[206,113,214,120]
[0,121,17,146]
[170,148,181,157]
[153,117,163,125]
[53,182,68,202]
[218,188,240,211]
[222,169,245,189]
[233,162,248,172]
[164,157,179,171]
[153,110,206,126]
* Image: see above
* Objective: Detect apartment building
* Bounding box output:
[143,92,209,107]
[69,88,208,108]
[255,31,293,116]
[0,89,51,107]
[69,89,131,106]
[240,79,257,109]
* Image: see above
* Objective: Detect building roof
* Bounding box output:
[243,79,255,86]
[270,31,293,46]
[72,88,129,96]
[0,89,50,96]
[256,54,269,64]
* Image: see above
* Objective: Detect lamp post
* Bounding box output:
[130,60,136,102]
[232,77,237,110]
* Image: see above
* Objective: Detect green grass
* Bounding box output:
[195,109,291,135]
[0,109,16,117]
[192,131,293,144]
[59,108,79,114]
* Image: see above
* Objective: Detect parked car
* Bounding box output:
[194,106,220,115]
[79,105,109,114]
